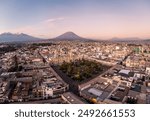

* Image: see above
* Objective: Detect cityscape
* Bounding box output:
[0,38,150,104]
[0,0,150,104]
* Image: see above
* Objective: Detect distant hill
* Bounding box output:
[53,31,87,41]
[144,39,150,42]
[0,33,42,42]
[110,37,141,41]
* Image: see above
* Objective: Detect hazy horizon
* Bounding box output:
[0,0,150,39]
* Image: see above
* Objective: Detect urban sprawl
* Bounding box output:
[0,41,150,104]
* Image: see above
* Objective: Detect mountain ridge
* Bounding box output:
[0,32,42,42]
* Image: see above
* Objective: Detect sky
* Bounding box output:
[0,0,150,39]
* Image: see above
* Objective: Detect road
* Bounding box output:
[10,98,63,104]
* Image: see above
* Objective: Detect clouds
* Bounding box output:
[43,17,65,23]
[7,17,66,38]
